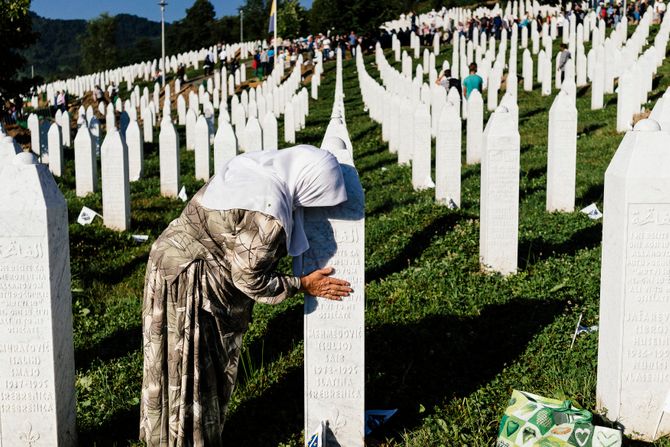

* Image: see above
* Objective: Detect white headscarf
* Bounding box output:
[201,145,348,256]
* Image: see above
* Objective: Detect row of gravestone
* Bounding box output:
[364,32,670,443]
[23,56,318,232]
[390,2,667,121]
[0,48,363,447]
[34,38,262,108]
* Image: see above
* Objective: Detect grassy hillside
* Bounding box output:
[50,34,670,446]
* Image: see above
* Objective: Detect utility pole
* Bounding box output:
[159,0,168,87]
[241,10,244,42]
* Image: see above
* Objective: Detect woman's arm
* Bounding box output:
[230,213,351,304]
[229,214,301,304]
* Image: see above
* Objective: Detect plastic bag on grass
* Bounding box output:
[496,390,622,447]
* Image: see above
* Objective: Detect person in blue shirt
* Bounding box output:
[462,63,484,99]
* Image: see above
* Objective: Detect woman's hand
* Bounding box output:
[300,266,352,301]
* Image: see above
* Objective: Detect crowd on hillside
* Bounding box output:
[381,0,666,51]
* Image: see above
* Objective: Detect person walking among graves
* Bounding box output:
[139,145,353,446]
[436,69,462,100]
[260,48,269,78]
[94,85,105,105]
[462,63,484,99]
[56,91,66,113]
[348,31,358,57]
[268,45,275,68]
[253,49,262,78]
[558,43,571,82]
[204,50,215,76]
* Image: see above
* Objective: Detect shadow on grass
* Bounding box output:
[520,106,545,119]
[75,326,142,373]
[580,122,607,135]
[366,210,471,283]
[366,193,417,217]
[577,182,605,206]
[237,303,303,389]
[78,404,140,446]
[222,365,304,446]
[365,297,565,441]
[518,222,602,268]
[223,298,565,445]
[356,151,396,175]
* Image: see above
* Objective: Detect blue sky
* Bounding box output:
[31,0,312,22]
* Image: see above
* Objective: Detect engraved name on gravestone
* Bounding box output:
[0,152,76,445]
[297,140,365,447]
[597,120,670,441]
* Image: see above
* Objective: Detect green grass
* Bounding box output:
[55,31,670,445]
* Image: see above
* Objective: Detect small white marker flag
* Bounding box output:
[178,186,188,202]
[580,203,603,220]
[77,206,101,226]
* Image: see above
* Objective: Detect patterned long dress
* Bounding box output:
[139,185,301,446]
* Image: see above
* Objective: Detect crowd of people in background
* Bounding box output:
[11,0,667,125]
[0,97,23,125]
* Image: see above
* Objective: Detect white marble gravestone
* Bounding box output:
[436,102,461,207]
[597,119,670,442]
[194,115,211,181]
[592,54,605,110]
[244,117,263,152]
[28,113,42,159]
[0,136,21,166]
[126,121,144,182]
[100,129,130,231]
[185,109,197,151]
[143,107,154,143]
[177,94,186,125]
[74,125,98,197]
[412,104,435,190]
[298,134,365,447]
[523,49,533,91]
[0,152,76,446]
[159,120,181,198]
[60,110,71,148]
[213,120,237,174]
[284,102,296,144]
[262,112,278,151]
[47,123,63,177]
[546,92,578,212]
[479,106,520,275]
[466,90,484,165]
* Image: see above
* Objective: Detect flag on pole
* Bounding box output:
[268,0,276,33]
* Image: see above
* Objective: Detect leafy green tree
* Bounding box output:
[79,13,118,74]
[277,0,307,39]
[214,15,241,45]
[310,0,414,36]
[239,0,269,41]
[0,0,37,98]
[173,0,216,53]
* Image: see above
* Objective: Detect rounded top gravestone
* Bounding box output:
[634,118,662,131]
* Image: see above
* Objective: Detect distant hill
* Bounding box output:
[21,12,169,81]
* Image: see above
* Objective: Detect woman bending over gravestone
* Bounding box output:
[139,145,352,446]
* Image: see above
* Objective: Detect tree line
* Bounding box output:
[3,0,438,99]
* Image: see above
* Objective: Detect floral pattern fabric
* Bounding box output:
[139,185,301,446]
